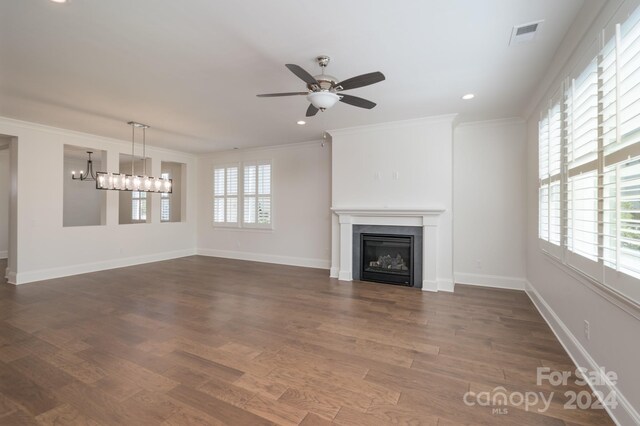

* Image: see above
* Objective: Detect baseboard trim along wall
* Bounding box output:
[12,249,197,285]
[0,250,7,259]
[197,248,331,270]
[5,268,16,285]
[454,272,526,290]
[525,280,639,426]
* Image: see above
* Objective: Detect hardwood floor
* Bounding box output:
[0,256,613,425]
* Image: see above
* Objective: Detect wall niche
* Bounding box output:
[119,154,152,225]
[63,145,106,227]
[160,161,186,223]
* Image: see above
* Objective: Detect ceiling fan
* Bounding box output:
[257,55,385,117]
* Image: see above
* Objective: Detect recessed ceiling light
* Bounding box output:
[297,120,306,125]
[462,93,475,100]
[50,0,68,3]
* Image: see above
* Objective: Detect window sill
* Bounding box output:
[538,245,640,320]
[212,225,274,233]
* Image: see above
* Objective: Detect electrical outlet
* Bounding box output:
[584,320,590,340]
[392,171,399,180]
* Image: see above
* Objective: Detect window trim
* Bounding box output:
[212,160,273,230]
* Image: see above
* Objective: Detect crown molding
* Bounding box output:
[455,116,525,129]
[328,113,458,138]
[200,138,326,158]
[0,116,197,159]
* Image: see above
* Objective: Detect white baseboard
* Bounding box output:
[437,278,455,292]
[422,279,438,292]
[0,250,7,259]
[525,280,639,426]
[197,248,330,270]
[455,272,526,290]
[337,270,352,281]
[13,248,197,285]
[329,267,339,278]
[5,268,16,285]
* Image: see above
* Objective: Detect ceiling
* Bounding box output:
[0,0,592,153]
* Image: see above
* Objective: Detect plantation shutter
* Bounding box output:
[566,54,599,262]
[213,166,238,224]
[243,164,257,224]
[243,162,272,226]
[548,94,563,247]
[257,164,271,224]
[539,117,550,241]
[604,7,640,281]
[160,172,171,222]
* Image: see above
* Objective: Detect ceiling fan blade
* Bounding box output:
[286,64,320,86]
[256,92,308,97]
[334,71,385,91]
[339,94,377,109]
[306,104,319,117]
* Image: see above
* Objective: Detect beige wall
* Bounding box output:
[197,140,331,269]
[525,0,640,423]
[0,117,197,284]
[453,118,527,289]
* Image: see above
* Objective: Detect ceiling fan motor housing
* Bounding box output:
[307,92,340,110]
[308,75,338,91]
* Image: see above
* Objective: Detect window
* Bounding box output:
[243,162,271,226]
[566,56,599,262]
[212,161,271,228]
[538,5,640,302]
[131,191,147,222]
[160,172,170,222]
[538,94,562,247]
[213,166,238,224]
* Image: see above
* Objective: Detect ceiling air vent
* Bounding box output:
[509,20,544,45]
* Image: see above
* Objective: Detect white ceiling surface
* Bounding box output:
[0,0,590,153]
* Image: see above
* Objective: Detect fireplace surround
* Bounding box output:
[331,208,449,292]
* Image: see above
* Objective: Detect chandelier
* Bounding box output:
[95,122,172,193]
[71,151,97,181]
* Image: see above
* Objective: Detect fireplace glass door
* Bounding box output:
[361,234,413,286]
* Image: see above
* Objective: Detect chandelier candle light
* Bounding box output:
[95,122,172,193]
[71,151,97,181]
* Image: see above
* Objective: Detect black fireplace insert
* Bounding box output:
[360,233,413,286]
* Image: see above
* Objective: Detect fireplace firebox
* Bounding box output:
[360,234,413,286]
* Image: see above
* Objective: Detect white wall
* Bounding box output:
[330,115,455,290]
[197,141,332,269]
[453,118,527,289]
[0,117,198,284]
[0,149,9,258]
[525,0,640,424]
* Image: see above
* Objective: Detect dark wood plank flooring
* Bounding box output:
[0,256,613,425]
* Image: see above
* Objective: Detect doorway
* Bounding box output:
[0,135,16,284]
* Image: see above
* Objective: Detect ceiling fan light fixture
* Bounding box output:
[307,92,340,110]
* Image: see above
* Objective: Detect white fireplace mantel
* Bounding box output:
[331,207,447,292]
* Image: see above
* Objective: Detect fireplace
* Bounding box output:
[360,233,414,286]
